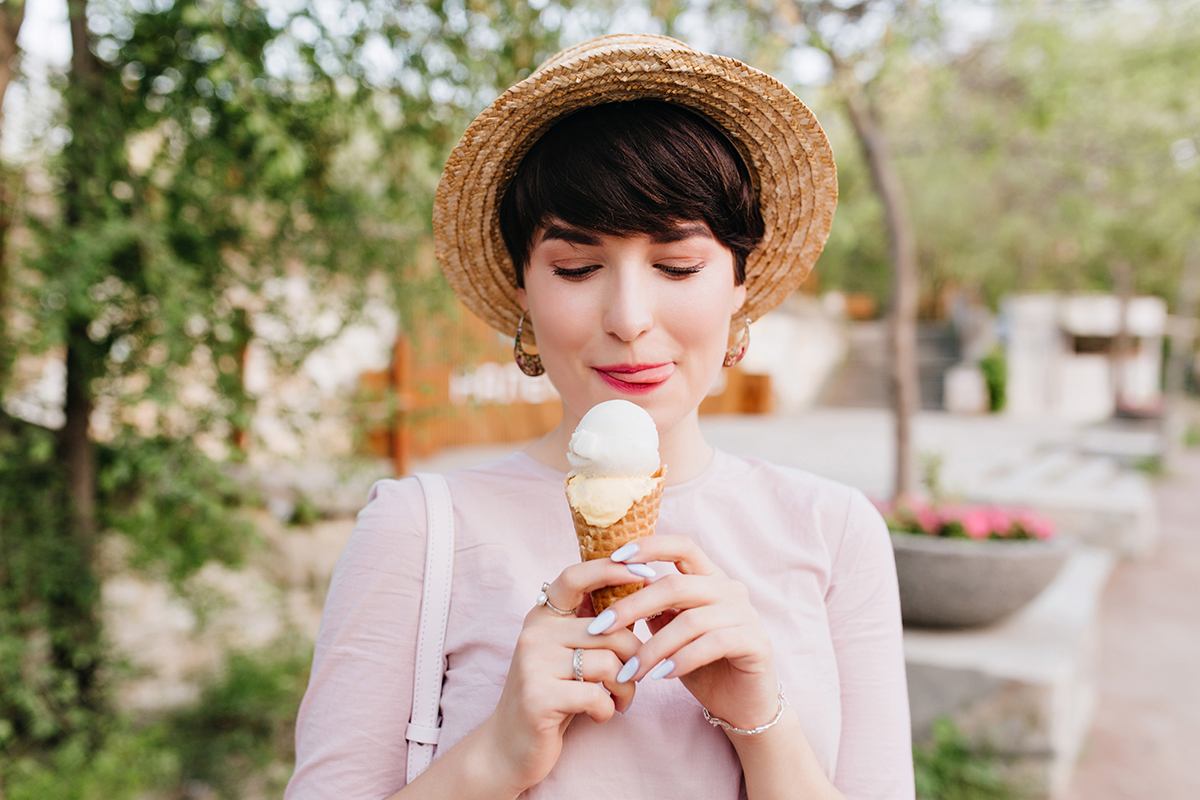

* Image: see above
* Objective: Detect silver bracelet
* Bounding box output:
[702,687,788,736]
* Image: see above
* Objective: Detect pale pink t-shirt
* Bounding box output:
[286,449,913,799]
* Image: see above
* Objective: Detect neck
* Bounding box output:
[523,407,714,486]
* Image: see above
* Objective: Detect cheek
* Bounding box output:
[669,280,740,357]
[522,282,592,361]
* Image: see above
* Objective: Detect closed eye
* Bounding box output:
[551,265,600,280]
[656,264,704,278]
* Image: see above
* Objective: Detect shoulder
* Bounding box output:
[349,451,561,552]
[711,451,888,564]
[713,451,878,526]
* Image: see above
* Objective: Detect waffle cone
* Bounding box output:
[568,466,666,615]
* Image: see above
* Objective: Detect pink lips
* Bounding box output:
[593,363,674,394]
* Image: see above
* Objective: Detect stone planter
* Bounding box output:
[890,531,1070,629]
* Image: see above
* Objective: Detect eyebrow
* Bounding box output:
[649,223,713,244]
[539,223,601,247]
[538,222,714,247]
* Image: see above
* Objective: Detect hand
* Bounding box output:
[479,558,647,794]
[587,535,781,733]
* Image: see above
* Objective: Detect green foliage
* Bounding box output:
[288,493,322,527]
[919,450,945,500]
[741,1,1200,313]
[0,415,260,760]
[165,639,312,799]
[888,5,1200,310]
[1186,423,1200,448]
[2,639,312,800]
[0,413,104,751]
[913,719,1018,800]
[97,436,259,585]
[1,0,574,777]
[3,722,179,800]
[1132,455,1165,476]
[978,348,1007,413]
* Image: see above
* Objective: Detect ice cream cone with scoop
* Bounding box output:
[565,400,666,615]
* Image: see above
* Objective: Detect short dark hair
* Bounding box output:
[498,100,764,288]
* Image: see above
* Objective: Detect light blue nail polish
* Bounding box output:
[617,656,639,684]
[588,609,616,635]
[649,659,675,681]
[610,542,639,562]
[626,563,655,579]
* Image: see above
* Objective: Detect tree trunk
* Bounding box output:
[842,87,921,501]
[0,1,23,125]
[61,0,101,543]
[62,322,98,548]
[0,6,26,702]
[1165,241,1200,467]
[1111,259,1133,411]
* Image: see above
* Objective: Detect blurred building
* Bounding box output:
[1003,294,1167,422]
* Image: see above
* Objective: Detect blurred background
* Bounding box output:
[1,0,1198,798]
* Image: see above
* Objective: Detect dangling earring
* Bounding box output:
[514,311,545,377]
[723,314,751,368]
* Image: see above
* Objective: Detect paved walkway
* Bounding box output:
[1063,449,1200,800]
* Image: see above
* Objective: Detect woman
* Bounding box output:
[287,34,912,800]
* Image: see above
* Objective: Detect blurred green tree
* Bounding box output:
[888,4,1200,307]
[0,0,567,787]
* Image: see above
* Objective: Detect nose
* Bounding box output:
[601,265,655,342]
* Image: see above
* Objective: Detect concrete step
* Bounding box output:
[906,548,1115,799]
[962,446,1158,557]
[820,322,960,410]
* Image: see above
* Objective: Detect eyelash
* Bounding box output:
[550,264,704,280]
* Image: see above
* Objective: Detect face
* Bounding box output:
[517,220,747,437]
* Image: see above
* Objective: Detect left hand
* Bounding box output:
[585,534,780,732]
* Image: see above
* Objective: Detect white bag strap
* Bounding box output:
[406,472,455,784]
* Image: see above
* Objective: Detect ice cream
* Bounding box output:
[565,400,666,614]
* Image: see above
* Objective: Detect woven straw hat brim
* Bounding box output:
[434,34,838,336]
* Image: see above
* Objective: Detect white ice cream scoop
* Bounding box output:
[567,400,660,478]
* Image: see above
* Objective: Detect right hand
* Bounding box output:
[479,559,647,794]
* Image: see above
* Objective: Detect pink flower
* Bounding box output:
[985,507,1013,537]
[958,508,991,539]
[1016,509,1056,540]
[915,507,941,535]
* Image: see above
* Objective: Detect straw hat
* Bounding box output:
[433,33,837,336]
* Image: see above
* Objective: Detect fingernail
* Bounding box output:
[617,656,639,684]
[587,609,616,635]
[626,563,655,579]
[649,659,675,681]
[610,542,639,562]
[622,693,634,713]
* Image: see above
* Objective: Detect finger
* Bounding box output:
[517,613,644,662]
[558,679,619,724]
[619,607,746,682]
[645,607,679,635]
[650,624,770,683]
[660,627,744,679]
[564,626,643,663]
[591,573,745,634]
[541,559,654,618]
[609,534,724,577]
[563,648,637,713]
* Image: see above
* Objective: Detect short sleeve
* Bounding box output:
[826,489,915,800]
[285,478,427,800]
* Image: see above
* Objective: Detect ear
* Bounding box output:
[517,287,529,312]
[732,283,747,314]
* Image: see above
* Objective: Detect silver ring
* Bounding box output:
[573,648,585,681]
[536,582,575,617]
